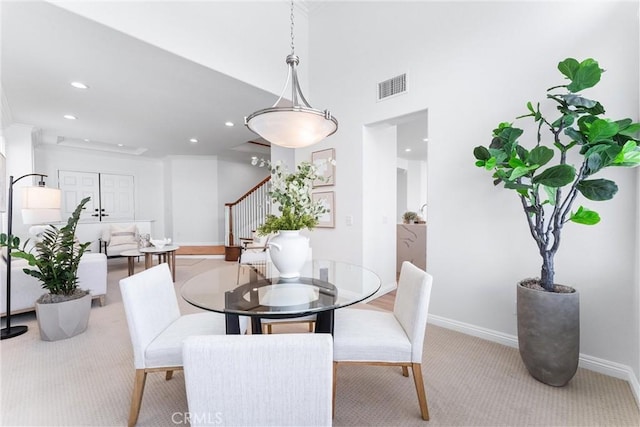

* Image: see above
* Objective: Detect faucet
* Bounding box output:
[420,203,427,217]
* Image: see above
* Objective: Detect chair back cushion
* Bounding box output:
[108,224,138,246]
[119,264,181,368]
[183,333,333,427]
[393,261,433,362]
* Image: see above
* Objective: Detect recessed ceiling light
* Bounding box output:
[225,121,234,127]
[422,138,429,142]
[83,139,90,142]
[70,81,89,89]
[405,148,412,152]
[189,138,199,144]
[63,114,77,120]
[117,144,124,147]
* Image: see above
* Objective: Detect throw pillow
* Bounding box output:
[109,224,137,246]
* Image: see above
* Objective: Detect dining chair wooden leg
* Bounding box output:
[411,362,430,421]
[165,370,173,380]
[332,362,338,418]
[128,369,147,427]
[402,365,409,377]
[308,321,314,332]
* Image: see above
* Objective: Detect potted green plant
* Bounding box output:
[402,211,418,224]
[473,58,640,386]
[1,197,92,340]
[256,160,329,278]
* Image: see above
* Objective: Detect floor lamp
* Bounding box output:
[1,174,61,340]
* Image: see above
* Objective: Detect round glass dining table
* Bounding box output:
[181,259,381,334]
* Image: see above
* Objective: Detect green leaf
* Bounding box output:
[508,157,526,169]
[532,165,576,187]
[560,94,597,108]
[542,185,557,206]
[564,127,587,144]
[561,58,602,93]
[485,157,497,170]
[613,140,640,166]
[509,166,535,181]
[586,152,603,175]
[473,146,491,161]
[558,58,580,81]
[515,145,528,162]
[618,121,640,138]
[585,102,605,115]
[497,126,524,145]
[504,182,532,194]
[588,119,619,143]
[576,179,618,201]
[569,206,600,225]
[528,146,554,167]
[526,102,535,114]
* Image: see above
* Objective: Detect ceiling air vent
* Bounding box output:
[378,73,407,101]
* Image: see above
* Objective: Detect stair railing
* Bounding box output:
[225,175,271,248]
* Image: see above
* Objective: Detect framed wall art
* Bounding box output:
[312,148,335,187]
[313,191,335,228]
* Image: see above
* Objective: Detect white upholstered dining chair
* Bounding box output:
[119,264,246,427]
[183,333,333,427]
[332,261,433,420]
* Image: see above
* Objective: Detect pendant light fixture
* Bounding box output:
[245,0,338,148]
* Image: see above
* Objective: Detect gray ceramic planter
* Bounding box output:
[35,293,91,341]
[516,281,579,387]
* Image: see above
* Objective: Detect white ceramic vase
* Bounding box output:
[268,230,309,279]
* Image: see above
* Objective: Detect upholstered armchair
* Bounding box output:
[100,224,139,257]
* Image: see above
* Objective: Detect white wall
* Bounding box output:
[35,145,165,236]
[363,124,397,292]
[406,160,428,217]
[397,166,408,222]
[165,156,218,245]
[307,1,639,381]
[2,124,37,238]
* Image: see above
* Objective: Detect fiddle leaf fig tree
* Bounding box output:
[473,58,640,292]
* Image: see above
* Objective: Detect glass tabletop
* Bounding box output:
[139,245,180,254]
[181,259,381,318]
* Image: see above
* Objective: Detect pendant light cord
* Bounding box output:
[290,0,295,56]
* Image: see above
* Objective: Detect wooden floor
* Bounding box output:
[175,245,225,255]
[368,290,396,311]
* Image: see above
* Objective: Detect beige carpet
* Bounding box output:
[1,257,638,426]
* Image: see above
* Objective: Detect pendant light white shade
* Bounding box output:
[21,186,62,224]
[246,107,337,148]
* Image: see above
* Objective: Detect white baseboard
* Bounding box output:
[428,314,640,407]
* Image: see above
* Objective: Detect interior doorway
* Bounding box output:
[362,109,429,288]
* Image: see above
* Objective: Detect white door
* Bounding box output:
[100,173,135,221]
[58,170,99,221]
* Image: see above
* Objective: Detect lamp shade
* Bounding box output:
[21,186,62,224]
[246,107,338,148]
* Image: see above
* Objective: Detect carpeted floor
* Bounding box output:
[1,257,638,426]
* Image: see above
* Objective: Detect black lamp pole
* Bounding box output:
[1,173,48,340]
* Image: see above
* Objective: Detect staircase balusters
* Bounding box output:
[225,176,271,248]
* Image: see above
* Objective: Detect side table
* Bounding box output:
[120,249,143,276]
[139,245,180,282]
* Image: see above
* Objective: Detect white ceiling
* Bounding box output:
[1,1,275,161]
[1,1,427,162]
